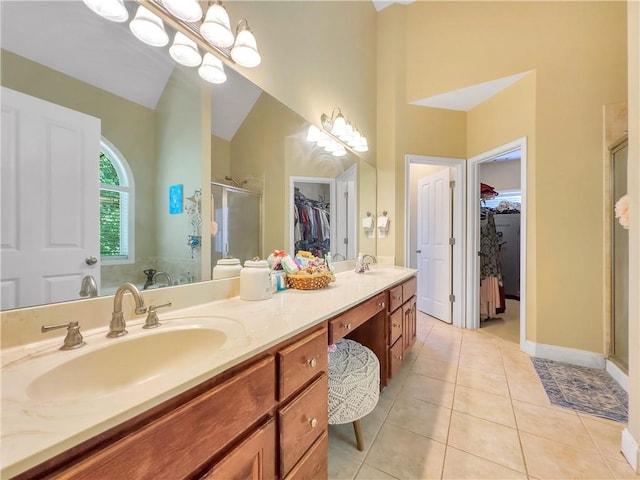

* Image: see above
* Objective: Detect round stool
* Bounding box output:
[327,339,380,451]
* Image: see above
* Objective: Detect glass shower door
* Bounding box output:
[611,141,628,372]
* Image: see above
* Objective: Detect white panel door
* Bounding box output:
[336,164,357,260]
[417,169,452,323]
[1,87,101,309]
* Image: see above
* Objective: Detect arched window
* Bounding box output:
[99,138,135,265]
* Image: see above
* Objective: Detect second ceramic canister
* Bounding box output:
[212,258,242,280]
[240,259,273,301]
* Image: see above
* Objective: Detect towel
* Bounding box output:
[377,215,389,230]
[362,216,374,230]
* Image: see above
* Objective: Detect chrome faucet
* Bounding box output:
[79,275,98,297]
[332,252,346,261]
[152,271,172,288]
[361,254,377,265]
[108,283,147,338]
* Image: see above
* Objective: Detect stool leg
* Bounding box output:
[353,419,364,451]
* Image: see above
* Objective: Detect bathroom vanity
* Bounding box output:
[1,267,416,480]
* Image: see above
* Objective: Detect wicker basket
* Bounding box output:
[286,272,333,290]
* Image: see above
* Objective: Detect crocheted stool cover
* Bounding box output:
[327,339,380,425]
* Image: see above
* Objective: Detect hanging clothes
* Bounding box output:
[479,208,503,318]
[293,189,331,257]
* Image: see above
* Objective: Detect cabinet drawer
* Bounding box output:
[329,293,385,343]
[402,276,417,303]
[279,374,328,476]
[202,419,277,480]
[389,337,404,379]
[388,284,403,313]
[278,328,327,401]
[283,431,328,480]
[54,357,276,480]
[389,308,402,346]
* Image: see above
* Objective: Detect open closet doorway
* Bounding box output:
[467,138,527,350]
[405,155,466,328]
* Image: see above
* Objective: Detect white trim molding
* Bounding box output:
[622,428,639,472]
[524,341,606,369]
[606,359,629,392]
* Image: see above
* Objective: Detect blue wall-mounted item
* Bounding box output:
[169,184,183,214]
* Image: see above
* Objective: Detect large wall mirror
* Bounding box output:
[0,1,376,311]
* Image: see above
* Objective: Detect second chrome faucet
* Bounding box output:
[108,283,147,338]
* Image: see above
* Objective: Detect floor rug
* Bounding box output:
[531,358,628,423]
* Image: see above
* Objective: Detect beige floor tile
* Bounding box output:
[512,400,598,450]
[386,395,452,443]
[328,444,362,480]
[412,355,458,383]
[355,463,399,480]
[520,431,614,479]
[604,456,640,479]
[442,446,527,479]
[505,370,550,406]
[398,372,456,408]
[365,423,446,480]
[447,411,525,473]
[328,409,386,462]
[420,342,460,363]
[581,415,628,460]
[458,349,504,371]
[456,363,510,398]
[453,384,516,427]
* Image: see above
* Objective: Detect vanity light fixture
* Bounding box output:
[200,0,235,49]
[129,5,169,47]
[169,31,202,67]
[81,0,128,22]
[230,19,261,68]
[306,108,368,155]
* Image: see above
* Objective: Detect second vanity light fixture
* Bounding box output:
[81,0,261,85]
[306,108,369,157]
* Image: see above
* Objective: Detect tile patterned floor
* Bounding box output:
[328,312,639,480]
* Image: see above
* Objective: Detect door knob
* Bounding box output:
[85,256,98,265]
[416,250,422,253]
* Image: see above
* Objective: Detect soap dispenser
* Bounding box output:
[355,252,366,274]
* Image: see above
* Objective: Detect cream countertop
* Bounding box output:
[0,266,416,479]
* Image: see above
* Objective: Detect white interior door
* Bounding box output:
[336,164,357,260]
[417,169,452,323]
[1,87,101,309]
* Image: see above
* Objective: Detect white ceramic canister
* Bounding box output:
[212,258,242,279]
[240,259,273,301]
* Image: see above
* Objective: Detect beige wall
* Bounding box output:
[479,161,521,192]
[380,1,627,355]
[211,134,231,183]
[626,0,639,470]
[223,1,378,167]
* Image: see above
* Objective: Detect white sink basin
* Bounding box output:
[27,326,229,402]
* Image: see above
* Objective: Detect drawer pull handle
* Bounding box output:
[343,323,352,330]
[308,417,318,428]
[378,301,385,308]
[307,358,317,368]
[393,323,401,328]
[394,355,403,360]
[393,296,401,301]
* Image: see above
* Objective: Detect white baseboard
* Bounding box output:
[524,341,606,369]
[622,428,639,473]
[605,359,628,392]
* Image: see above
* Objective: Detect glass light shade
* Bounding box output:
[330,113,347,137]
[129,6,168,47]
[354,137,369,152]
[200,3,234,48]
[339,123,354,142]
[306,125,322,143]
[170,32,202,67]
[82,0,128,22]
[332,147,347,157]
[198,53,227,84]
[324,141,340,153]
[162,0,202,22]
[347,129,361,148]
[316,133,331,148]
[231,22,261,68]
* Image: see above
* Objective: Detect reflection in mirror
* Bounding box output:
[0,1,375,311]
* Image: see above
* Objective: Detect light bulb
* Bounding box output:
[330,113,347,137]
[162,0,202,22]
[200,2,234,48]
[332,147,347,157]
[82,0,128,22]
[169,32,202,67]
[231,20,261,68]
[306,125,322,143]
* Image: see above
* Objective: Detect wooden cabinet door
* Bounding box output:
[202,420,276,480]
[389,308,403,346]
[283,431,328,480]
[402,297,418,354]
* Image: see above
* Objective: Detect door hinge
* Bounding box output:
[344,238,348,244]
[449,294,456,302]
[344,192,349,199]
[449,237,455,246]
[449,180,455,188]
